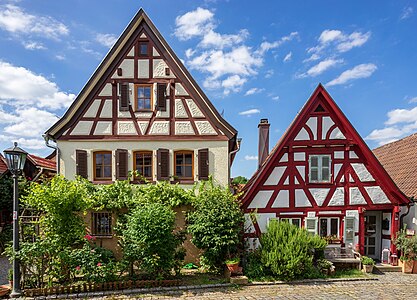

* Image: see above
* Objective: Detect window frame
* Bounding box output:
[309,154,332,183]
[319,217,340,238]
[138,41,149,57]
[280,218,302,228]
[93,151,112,181]
[134,84,153,111]
[174,150,194,180]
[91,212,112,237]
[133,150,153,181]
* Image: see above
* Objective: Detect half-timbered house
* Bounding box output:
[44,9,238,187]
[241,85,410,259]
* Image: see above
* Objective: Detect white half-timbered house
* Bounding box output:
[241,85,410,259]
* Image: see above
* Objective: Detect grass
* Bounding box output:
[328,268,366,278]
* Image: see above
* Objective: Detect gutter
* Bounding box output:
[229,138,242,187]
[43,134,60,174]
[400,196,416,228]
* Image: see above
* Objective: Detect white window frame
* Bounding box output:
[319,217,340,237]
[280,218,302,228]
[309,154,331,183]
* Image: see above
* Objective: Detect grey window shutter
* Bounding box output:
[157,148,169,181]
[344,216,355,245]
[119,83,129,111]
[305,217,318,235]
[116,149,128,180]
[198,148,209,180]
[76,150,88,179]
[157,83,167,111]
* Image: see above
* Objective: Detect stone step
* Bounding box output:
[375,264,402,272]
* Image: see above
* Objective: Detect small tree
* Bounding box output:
[187,180,244,271]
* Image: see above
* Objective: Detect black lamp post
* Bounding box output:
[3,142,27,298]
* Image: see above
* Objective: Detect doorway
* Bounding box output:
[364,211,382,260]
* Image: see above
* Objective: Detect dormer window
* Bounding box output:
[309,154,331,183]
[139,42,148,56]
[135,85,152,111]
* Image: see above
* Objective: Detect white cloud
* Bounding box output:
[385,107,417,125]
[299,58,343,78]
[0,4,69,39]
[55,54,65,61]
[400,6,414,20]
[174,7,214,40]
[326,63,377,86]
[366,127,405,146]
[0,109,18,123]
[185,48,195,58]
[239,108,260,116]
[221,75,247,95]
[408,96,417,103]
[271,95,280,101]
[337,31,371,53]
[256,32,298,55]
[0,61,75,109]
[96,33,117,48]
[0,135,46,150]
[244,155,258,161]
[303,53,320,62]
[200,29,249,49]
[283,52,292,62]
[245,87,264,96]
[319,29,343,44]
[23,41,46,50]
[265,69,274,78]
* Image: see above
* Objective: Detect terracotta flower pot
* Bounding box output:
[402,260,413,273]
[362,265,373,273]
[226,262,239,273]
[413,260,417,274]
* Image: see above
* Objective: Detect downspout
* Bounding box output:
[43,134,60,174]
[31,167,44,182]
[400,197,416,229]
[229,138,242,187]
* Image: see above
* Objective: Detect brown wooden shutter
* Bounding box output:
[198,148,209,180]
[157,148,169,181]
[157,83,167,111]
[116,149,128,180]
[119,83,129,111]
[76,150,88,179]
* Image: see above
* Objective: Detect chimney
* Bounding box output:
[258,118,270,169]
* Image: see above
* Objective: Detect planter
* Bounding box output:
[362,264,374,273]
[0,285,11,297]
[226,262,239,273]
[402,260,413,273]
[413,260,417,274]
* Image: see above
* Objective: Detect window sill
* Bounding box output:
[131,180,155,184]
[91,235,113,239]
[134,109,153,113]
[171,180,195,185]
[92,180,113,185]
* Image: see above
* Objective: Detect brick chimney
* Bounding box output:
[258,118,270,169]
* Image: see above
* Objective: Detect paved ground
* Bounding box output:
[0,255,11,285]
[95,273,417,300]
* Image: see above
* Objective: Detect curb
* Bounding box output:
[250,276,378,286]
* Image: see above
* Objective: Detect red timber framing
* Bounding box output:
[44,9,238,153]
[241,85,409,255]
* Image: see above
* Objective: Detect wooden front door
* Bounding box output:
[364,211,382,260]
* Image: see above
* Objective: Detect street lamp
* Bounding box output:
[3,142,27,298]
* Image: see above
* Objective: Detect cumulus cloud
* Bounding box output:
[245,87,265,96]
[238,108,260,116]
[174,7,214,40]
[299,58,343,78]
[326,63,377,86]
[0,4,69,39]
[244,155,258,161]
[96,33,117,48]
[0,61,75,109]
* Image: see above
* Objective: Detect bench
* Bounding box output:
[324,244,361,270]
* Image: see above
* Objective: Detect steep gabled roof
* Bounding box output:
[242,84,410,206]
[45,8,237,144]
[373,133,417,198]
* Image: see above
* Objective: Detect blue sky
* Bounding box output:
[0,0,416,178]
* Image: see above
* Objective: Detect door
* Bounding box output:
[364,211,382,260]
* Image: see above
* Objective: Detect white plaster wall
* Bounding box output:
[321,116,334,139]
[365,186,390,204]
[57,140,230,186]
[111,59,134,79]
[328,187,344,206]
[100,100,113,118]
[84,100,101,118]
[248,190,273,209]
[349,187,367,205]
[138,59,149,78]
[309,188,330,206]
[272,190,289,208]
[264,166,286,185]
[351,163,374,182]
[294,152,306,161]
[295,189,311,207]
[306,117,317,140]
[402,206,417,232]
[294,127,309,140]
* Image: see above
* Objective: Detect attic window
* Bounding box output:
[139,42,148,56]
[314,104,325,112]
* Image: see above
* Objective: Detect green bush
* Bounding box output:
[187,180,244,272]
[361,256,375,266]
[118,202,184,279]
[260,220,327,281]
[244,249,266,279]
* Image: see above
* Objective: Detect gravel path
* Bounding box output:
[0,255,11,285]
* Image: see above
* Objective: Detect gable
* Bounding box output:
[242,85,409,210]
[45,9,236,145]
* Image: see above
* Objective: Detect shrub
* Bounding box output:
[118,202,184,279]
[260,220,327,281]
[244,249,266,279]
[187,180,244,272]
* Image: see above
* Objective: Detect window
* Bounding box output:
[134,151,153,180]
[174,151,193,180]
[280,218,302,228]
[92,212,112,236]
[135,85,152,111]
[309,155,331,182]
[319,217,339,237]
[94,151,112,181]
[139,42,148,56]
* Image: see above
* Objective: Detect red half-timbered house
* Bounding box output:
[241,85,410,259]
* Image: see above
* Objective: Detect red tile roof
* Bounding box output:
[0,154,8,175]
[373,133,417,199]
[27,154,56,170]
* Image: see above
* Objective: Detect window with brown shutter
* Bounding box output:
[119,83,129,111]
[93,151,112,181]
[174,151,194,180]
[134,151,153,181]
[198,148,209,180]
[134,84,153,111]
[157,83,167,111]
[157,148,169,181]
[76,150,88,179]
[116,149,128,180]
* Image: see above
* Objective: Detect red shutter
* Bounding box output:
[157,83,167,111]
[157,148,169,181]
[198,148,209,180]
[119,83,129,111]
[116,149,128,180]
[76,150,88,179]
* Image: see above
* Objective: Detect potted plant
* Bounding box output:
[324,235,341,244]
[400,256,414,273]
[316,258,334,275]
[393,227,416,273]
[225,257,240,273]
[361,256,375,273]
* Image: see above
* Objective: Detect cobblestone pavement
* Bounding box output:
[96,273,417,300]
